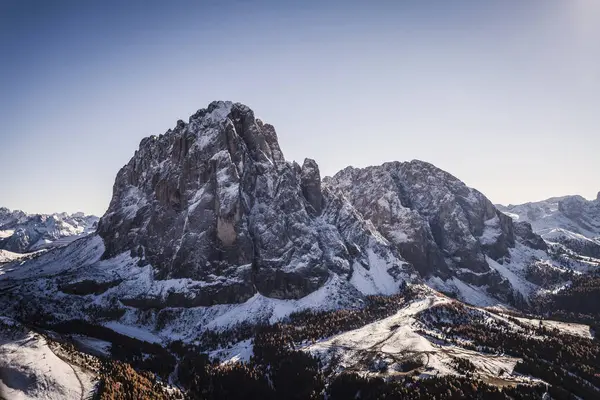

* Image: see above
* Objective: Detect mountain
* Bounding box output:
[96,101,420,304]
[0,101,419,343]
[0,207,99,254]
[498,194,600,259]
[326,162,551,306]
[1,101,599,399]
[0,101,583,330]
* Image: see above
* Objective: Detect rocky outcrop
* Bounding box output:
[558,237,600,258]
[513,221,547,251]
[557,195,600,235]
[97,101,413,304]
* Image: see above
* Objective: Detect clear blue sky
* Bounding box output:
[1,0,598,215]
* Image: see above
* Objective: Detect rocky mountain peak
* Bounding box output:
[96,101,413,305]
[325,160,548,304]
[3,101,591,355]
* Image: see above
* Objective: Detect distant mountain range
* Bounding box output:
[0,207,98,254]
[498,194,600,259]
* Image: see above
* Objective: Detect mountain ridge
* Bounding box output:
[497,194,600,259]
[0,207,98,254]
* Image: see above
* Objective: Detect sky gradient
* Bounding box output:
[1,0,599,215]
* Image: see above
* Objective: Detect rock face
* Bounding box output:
[325,161,546,299]
[97,101,413,304]
[300,159,323,215]
[0,208,98,253]
[513,222,547,251]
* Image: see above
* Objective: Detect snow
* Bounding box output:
[207,101,233,121]
[203,274,351,331]
[427,276,501,307]
[209,339,253,364]
[542,228,599,245]
[103,321,162,343]
[502,211,520,220]
[0,249,28,264]
[0,208,98,253]
[300,294,583,385]
[33,268,360,345]
[499,196,600,240]
[29,234,87,251]
[508,316,593,339]
[0,234,360,345]
[305,297,444,357]
[350,249,402,295]
[479,216,502,245]
[387,229,410,243]
[0,235,104,280]
[303,295,525,383]
[0,229,14,239]
[0,318,96,400]
[192,101,234,150]
[71,335,112,357]
[116,186,148,219]
[212,150,241,215]
[431,238,574,307]
[541,280,572,295]
[486,255,537,299]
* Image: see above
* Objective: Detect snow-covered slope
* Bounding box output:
[498,194,600,239]
[302,291,592,384]
[0,317,96,400]
[0,207,98,253]
[0,234,408,344]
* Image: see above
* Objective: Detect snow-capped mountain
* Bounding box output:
[0,101,421,343]
[0,100,578,340]
[326,162,554,306]
[0,207,98,254]
[96,101,416,306]
[498,194,600,258]
[1,101,599,399]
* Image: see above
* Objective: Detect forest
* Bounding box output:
[88,287,600,399]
